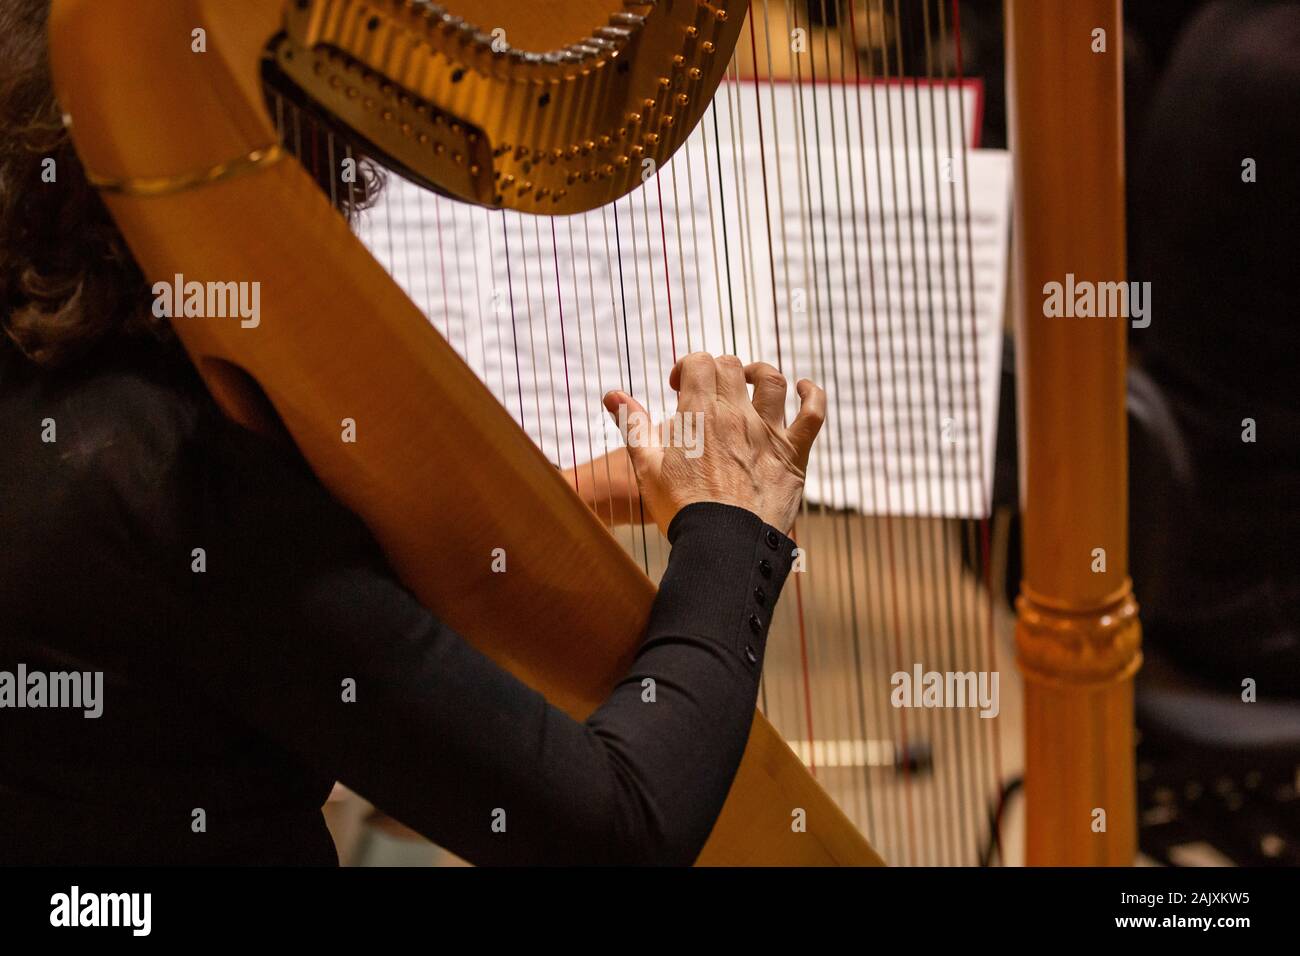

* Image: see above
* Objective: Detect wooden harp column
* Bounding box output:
[1006,0,1141,865]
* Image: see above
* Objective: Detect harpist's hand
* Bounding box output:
[604,353,825,536]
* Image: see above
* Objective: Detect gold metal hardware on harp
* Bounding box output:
[271,0,749,214]
[85,144,286,197]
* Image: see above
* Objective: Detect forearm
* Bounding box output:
[577,502,796,863]
[562,447,642,526]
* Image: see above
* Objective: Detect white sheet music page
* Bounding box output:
[359,79,1010,519]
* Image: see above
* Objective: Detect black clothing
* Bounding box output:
[0,338,794,865]
[1128,0,1300,693]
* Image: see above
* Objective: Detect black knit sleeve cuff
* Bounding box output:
[648,502,798,675]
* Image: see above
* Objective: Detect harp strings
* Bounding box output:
[274,0,1004,866]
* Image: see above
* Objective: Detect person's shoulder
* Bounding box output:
[52,339,211,484]
[0,337,222,584]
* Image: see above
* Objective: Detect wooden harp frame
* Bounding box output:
[49,0,1138,865]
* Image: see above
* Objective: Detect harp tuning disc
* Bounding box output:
[702,41,715,53]
[658,76,670,89]
[672,54,685,67]
[687,67,703,80]
[627,112,642,124]
[644,132,660,145]
[674,93,688,106]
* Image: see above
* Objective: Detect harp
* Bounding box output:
[49,0,1138,865]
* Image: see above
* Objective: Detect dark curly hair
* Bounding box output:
[0,0,383,369]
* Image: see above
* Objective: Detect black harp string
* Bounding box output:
[603,203,651,567]
[514,219,548,462]
[561,218,593,516]
[696,110,729,349]
[665,147,693,354]
[917,0,975,865]
[858,0,908,859]
[415,177,438,344]
[724,58,759,361]
[815,1,867,828]
[785,0,830,787]
[468,210,497,436]
[629,190,669,571]
[481,209,514,425]
[681,126,709,355]
[900,0,956,865]
[762,0,819,767]
[946,0,1007,861]
[720,40,761,707]
[929,0,988,863]
[803,0,887,854]
[530,218,563,470]
[747,2,785,725]
[892,0,952,868]
[547,219,580,478]
[603,205,642,559]
[498,213,528,430]
[709,103,740,352]
[922,0,977,862]
[807,0,859,825]
[841,0,899,853]
[818,0,882,839]
[870,0,921,867]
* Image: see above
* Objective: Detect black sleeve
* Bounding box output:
[165,415,796,866]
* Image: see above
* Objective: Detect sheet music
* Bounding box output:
[358,80,1009,518]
